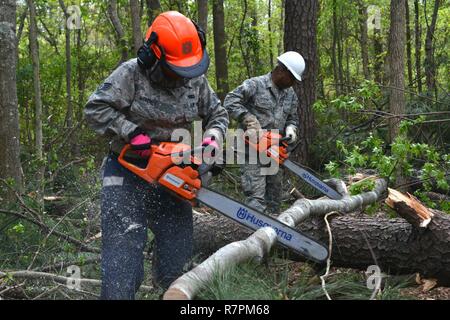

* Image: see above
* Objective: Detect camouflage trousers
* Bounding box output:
[240,163,283,215]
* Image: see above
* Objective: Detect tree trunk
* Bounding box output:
[16,4,27,45]
[278,0,285,56]
[191,203,450,292]
[238,0,252,78]
[387,0,406,144]
[58,0,73,130]
[267,0,274,69]
[336,5,345,92]
[27,0,44,198]
[251,3,261,75]
[414,0,422,93]
[331,0,340,94]
[284,0,318,166]
[405,0,413,89]
[196,0,208,33]
[107,0,128,64]
[212,0,229,102]
[146,0,161,26]
[373,27,383,85]
[130,0,143,54]
[424,0,440,98]
[0,0,23,198]
[358,0,370,80]
[168,0,186,14]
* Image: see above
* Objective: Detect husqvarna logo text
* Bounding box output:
[237,207,248,219]
[236,207,292,241]
[302,172,329,193]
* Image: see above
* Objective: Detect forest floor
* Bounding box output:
[1,168,449,300]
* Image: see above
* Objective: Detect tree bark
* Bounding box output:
[358,0,370,80]
[278,0,285,56]
[405,0,413,89]
[0,0,23,198]
[168,0,186,14]
[250,3,261,75]
[107,0,128,64]
[27,0,44,198]
[331,0,340,94]
[268,0,274,69]
[373,20,383,85]
[196,0,208,33]
[130,0,143,54]
[238,0,252,78]
[284,0,319,166]
[414,0,422,93]
[146,0,161,26]
[16,4,27,45]
[387,0,406,144]
[424,0,440,98]
[212,0,229,102]
[336,4,344,92]
[58,0,73,130]
[300,211,450,285]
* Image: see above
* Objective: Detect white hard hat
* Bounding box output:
[277,51,306,81]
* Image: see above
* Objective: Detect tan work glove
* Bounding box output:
[242,113,262,142]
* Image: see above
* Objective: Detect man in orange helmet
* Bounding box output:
[84,11,228,299]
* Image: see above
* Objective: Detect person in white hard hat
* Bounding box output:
[224,51,306,214]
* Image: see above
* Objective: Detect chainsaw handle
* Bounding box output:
[170,145,205,158]
[117,144,155,183]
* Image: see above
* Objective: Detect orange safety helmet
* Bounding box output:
[137,11,209,79]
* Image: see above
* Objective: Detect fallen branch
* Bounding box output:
[35,256,101,273]
[0,270,154,293]
[0,209,100,253]
[385,188,434,227]
[164,179,388,299]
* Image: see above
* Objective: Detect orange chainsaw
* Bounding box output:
[245,131,343,200]
[118,142,328,263]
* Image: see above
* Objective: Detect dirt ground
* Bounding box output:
[400,286,450,300]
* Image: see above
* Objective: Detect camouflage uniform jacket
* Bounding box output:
[224,72,299,131]
[84,59,229,150]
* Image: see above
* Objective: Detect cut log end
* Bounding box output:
[385,188,434,228]
[163,288,190,300]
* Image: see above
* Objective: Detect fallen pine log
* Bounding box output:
[166,179,450,299]
[164,179,390,299]
[195,199,449,282]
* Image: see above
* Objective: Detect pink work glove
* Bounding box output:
[130,133,151,158]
